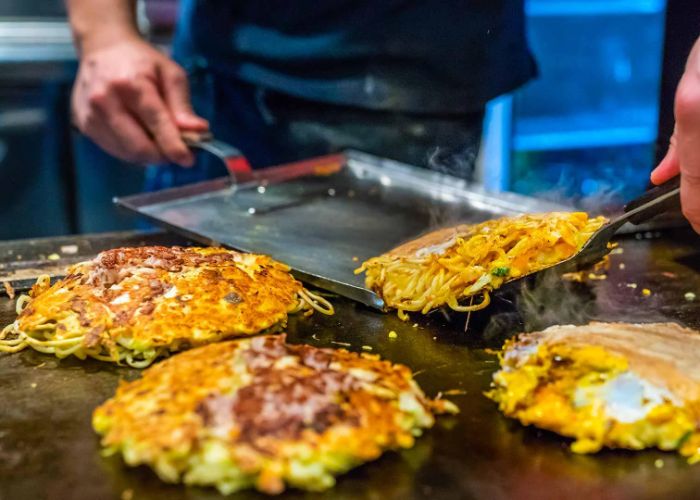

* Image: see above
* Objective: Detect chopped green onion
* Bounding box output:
[492,267,510,277]
[676,430,693,449]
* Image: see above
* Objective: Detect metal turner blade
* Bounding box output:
[511,176,681,284]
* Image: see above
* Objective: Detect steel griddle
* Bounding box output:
[1,229,700,500]
[115,151,566,309]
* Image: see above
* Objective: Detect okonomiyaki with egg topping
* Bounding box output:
[487,322,700,461]
[0,246,333,367]
[356,212,606,319]
[92,335,458,495]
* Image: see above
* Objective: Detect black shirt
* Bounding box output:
[174,0,536,113]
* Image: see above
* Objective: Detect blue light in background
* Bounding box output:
[482,0,666,208]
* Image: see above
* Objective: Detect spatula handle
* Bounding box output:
[181,131,253,176]
[622,176,681,225]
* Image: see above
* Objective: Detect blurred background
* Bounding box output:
[0,0,687,238]
[480,0,666,207]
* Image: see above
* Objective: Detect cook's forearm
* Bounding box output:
[66,0,140,55]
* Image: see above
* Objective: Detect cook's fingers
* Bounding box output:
[675,72,700,233]
[651,147,680,185]
[82,87,163,165]
[681,173,700,234]
[675,89,700,180]
[650,130,680,185]
[159,64,209,131]
[119,78,194,167]
[98,106,163,165]
[90,119,162,165]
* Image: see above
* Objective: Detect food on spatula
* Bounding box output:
[93,335,457,494]
[488,321,700,461]
[0,246,332,367]
[356,212,606,319]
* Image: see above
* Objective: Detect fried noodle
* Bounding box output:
[356,212,606,319]
[0,278,334,368]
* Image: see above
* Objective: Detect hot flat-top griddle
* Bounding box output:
[0,229,700,500]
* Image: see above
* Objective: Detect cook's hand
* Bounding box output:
[71,36,209,167]
[651,38,700,234]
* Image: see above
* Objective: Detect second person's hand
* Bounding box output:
[651,37,700,234]
[71,35,209,167]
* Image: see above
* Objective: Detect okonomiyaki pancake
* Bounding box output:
[0,246,333,367]
[356,212,606,319]
[93,335,458,495]
[487,322,700,461]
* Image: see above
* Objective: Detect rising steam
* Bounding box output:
[481,265,675,347]
[427,144,478,180]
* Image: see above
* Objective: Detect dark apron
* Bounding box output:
[145,0,536,189]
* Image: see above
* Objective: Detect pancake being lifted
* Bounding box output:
[0,246,333,367]
[487,322,700,461]
[93,335,458,495]
[356,212,606,319]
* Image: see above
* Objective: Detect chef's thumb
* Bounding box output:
[161,64,209,131]
[650,133,680,185]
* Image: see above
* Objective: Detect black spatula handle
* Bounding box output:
[623,176,681,225]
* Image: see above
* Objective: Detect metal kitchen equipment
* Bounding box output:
[115,151,567,309]
[506,175,682,287]
[181,131,252,181]
[2,229,700,500]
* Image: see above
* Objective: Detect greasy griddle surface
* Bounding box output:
[1,230,700,500]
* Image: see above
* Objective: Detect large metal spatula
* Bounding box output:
[514,176,681,283]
